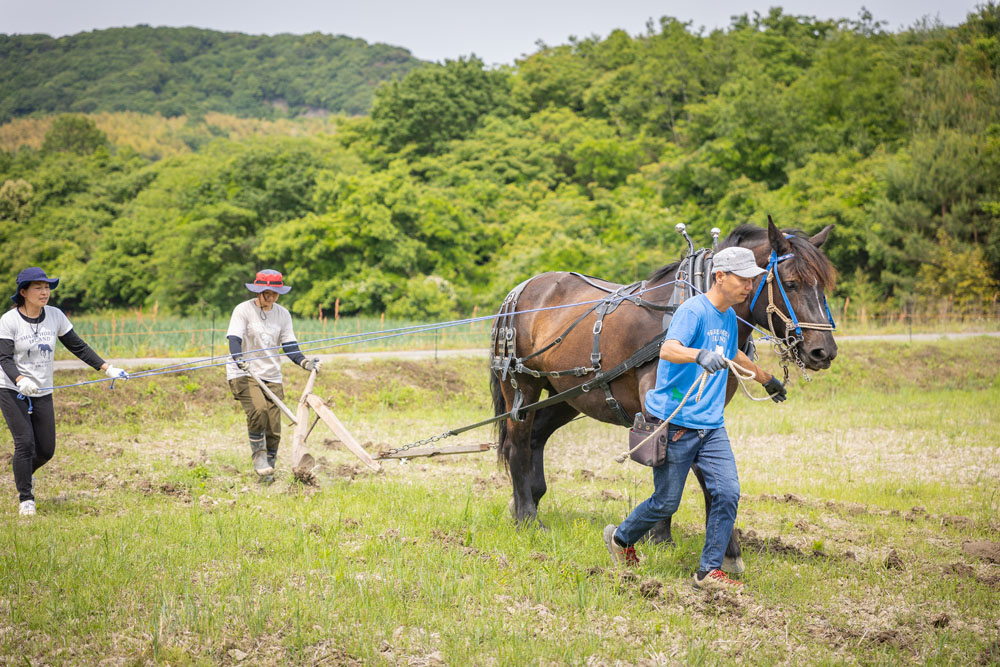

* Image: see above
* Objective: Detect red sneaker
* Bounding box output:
[693,568,743,593]
[603,525,639,566]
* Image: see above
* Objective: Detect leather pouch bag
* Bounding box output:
[628,413,667,467]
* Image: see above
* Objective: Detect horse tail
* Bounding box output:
[490,370,509,472]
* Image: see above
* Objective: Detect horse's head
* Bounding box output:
[735,218,838,371]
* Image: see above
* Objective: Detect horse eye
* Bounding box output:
[785,281,797,290]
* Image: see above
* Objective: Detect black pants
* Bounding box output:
[0,389,56,502]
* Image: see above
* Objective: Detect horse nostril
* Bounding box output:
[807,347,828,361]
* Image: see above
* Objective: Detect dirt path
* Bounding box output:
[53,331,1000,371]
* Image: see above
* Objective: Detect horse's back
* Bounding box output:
[501,271,667,374]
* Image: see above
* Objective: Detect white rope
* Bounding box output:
[613,358,777,464]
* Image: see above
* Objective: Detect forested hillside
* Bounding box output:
[0,26,422,121]
[1,7,998,318]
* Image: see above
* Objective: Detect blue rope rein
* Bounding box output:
[25,278,682,393]
[22,273,793,399]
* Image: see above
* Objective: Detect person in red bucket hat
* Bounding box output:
[226,269,320,481]
[0,267,129,517]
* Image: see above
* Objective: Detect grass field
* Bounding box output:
[2,338,999,665]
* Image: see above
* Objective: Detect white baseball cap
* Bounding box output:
[712,247,767,278]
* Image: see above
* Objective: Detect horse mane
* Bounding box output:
[647,259,682,284]
[647,223,836,290]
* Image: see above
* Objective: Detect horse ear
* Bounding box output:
[808,224,834,248]
[766,215,792,255]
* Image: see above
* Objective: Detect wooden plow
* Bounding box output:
[249,369,496,475]
[249,368,382,476]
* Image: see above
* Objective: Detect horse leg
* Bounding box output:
[526,401,580,508]
[646,517,675,546]
[691,463,745,574]
[505,401,579,524]
[499,383,546,527]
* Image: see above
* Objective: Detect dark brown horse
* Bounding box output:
[489,218,837,572]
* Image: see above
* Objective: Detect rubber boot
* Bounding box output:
[250,433,273,476]
[259,448,278,484]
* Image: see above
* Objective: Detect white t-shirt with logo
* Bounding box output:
[0,306,73,396]
[225,299,296,383]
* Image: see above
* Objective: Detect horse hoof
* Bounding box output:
[723,555,746,574]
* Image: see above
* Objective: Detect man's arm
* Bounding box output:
[735,349,787,402]
[659,338,700,364]
[661,338,728,374]
[734,349,772,384]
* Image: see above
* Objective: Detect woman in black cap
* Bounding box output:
[226,269,319,480]
[0,267,128,517]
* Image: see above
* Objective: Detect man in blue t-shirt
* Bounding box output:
[603,246,787,592]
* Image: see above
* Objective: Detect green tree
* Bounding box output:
[0,178,34,222]
[0,27,423,122]
[916,229,999,309]
[41,114,109,155]
[371,57,512,155]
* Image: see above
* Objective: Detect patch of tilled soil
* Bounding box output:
[584,567,672,603]
[980,640,1000,665]
[326,360,469,404]
[884,548,905,570]
[750,493,995,532]
[133,478,192,500]
[472,473,508,491]
[942,562,1000,588]
[429,528,509,568]
[962,541,1000,564]
[737,528,851,562]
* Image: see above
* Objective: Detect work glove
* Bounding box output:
[105,365,129,381]
[16,376,39,396]
[695,349,728,374]
[301,358,321,373]
[763,376,787,403]
[234,359,249,372]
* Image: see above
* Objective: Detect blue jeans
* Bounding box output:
[616,425,740,572]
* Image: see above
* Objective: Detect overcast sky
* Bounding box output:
[1,0,983,65]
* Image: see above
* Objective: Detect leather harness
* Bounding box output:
[489,250,715,426]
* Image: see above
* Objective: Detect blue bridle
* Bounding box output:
[749,248,836,338]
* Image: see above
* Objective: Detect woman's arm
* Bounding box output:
[58,329,106,371]
[280,340,307,367]
[0,338,20,383]
[228,335,243,360]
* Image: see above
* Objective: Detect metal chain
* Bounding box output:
[789,346,812,381]
[764,332,812,383]
[378,430,457,459]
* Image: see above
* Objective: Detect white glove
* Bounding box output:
[105,365,128,380]
[16,377,39,396]
[301,358,322,373]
